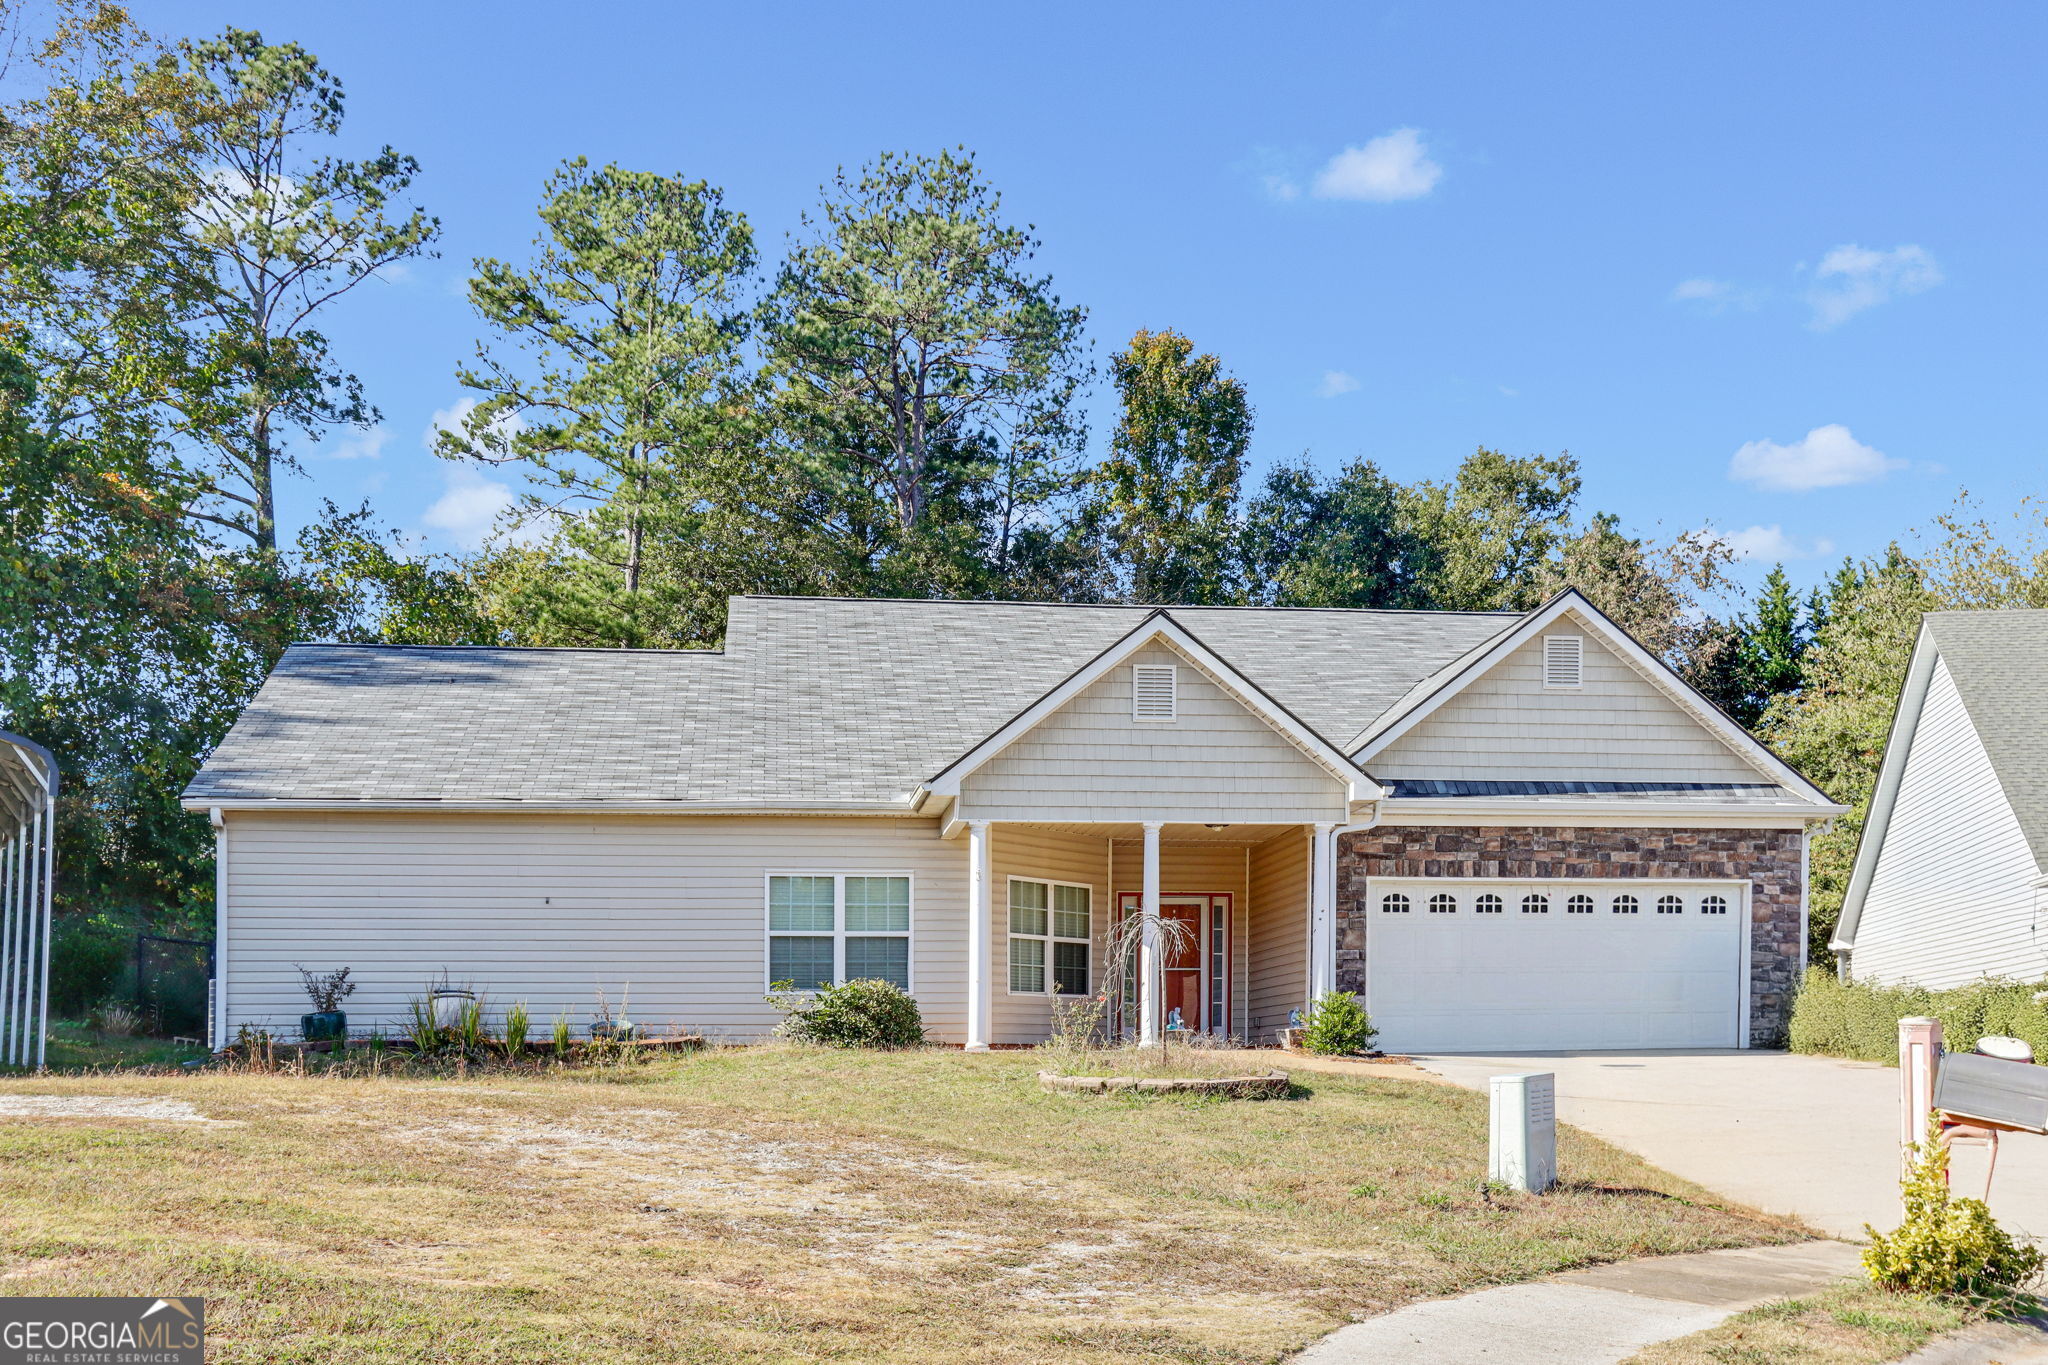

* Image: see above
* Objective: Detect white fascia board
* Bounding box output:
[1377,798,1846,828]
[1352,590,1837,806]
[924,610,1383,804]
[182,798,918,816]
[1831,623,1939,950]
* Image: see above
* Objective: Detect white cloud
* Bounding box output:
[1727,423,1904,492]
[1670,277,1762,310]
[421,465,519,550]
[1716,524,1837,561]
[324,425,389,461]
[1310,128,1442,202]
[1807,243,1942,329]
[1317,370,1360,398]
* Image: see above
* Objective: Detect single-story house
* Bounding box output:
[1834,608,2048,987]
[183,589,1843,1053]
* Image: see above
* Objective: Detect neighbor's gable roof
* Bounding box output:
[1834,608,2048,952]
[183,597,1517,810]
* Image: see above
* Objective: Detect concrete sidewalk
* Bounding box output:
[1413,1050,2048,1241]
[1295,1241,1864,1364]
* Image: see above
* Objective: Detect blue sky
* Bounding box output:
[156,1,2047,594]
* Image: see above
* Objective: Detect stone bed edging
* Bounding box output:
[1036,1069,1292,1098]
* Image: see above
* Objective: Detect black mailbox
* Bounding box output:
[1934,1051,2048,1133]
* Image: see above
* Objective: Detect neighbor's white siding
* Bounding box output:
[1247,828,1310,1042]
[1373,615,1764,783]
[960,644,1347,824]
[1851,658,2046,988]
[221,813,970,1042]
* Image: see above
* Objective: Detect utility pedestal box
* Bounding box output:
[1490,1072,1558,1193]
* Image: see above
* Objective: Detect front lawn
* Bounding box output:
[1622,1283,1972,1364]
[0,1046,1805,1363]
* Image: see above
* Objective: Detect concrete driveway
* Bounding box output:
[1415,1050,2048,1242]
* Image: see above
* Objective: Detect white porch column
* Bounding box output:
[1309,822,1338,1001]
[1139,821,1163,1046]
[966,820,993,1052]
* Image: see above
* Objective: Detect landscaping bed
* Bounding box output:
[0,1045,1806,1363]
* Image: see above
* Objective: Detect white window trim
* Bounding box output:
[1131,663,1178,722]
[763,871,916,994]
[1542,632,1585,690]
[1006,875,1093,996]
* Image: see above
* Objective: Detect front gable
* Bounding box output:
[956,641,1351,824]
[1369,612,1767,783]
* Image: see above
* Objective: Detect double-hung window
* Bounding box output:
[766,874,912,991]
[1009,878,1091,995]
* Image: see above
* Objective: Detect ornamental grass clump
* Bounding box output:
[1864,1117,2043,1308]
[770,978,925,1049]
[1300,990,1377,1056]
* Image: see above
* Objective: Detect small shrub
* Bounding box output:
[771,978,925,1049]
[89,1001,140,1037]
[1299,991,1376,1055]
[1791,967,2048,1064]
[504,1001,530,1060]
[551,1012,572,1056]
[1864,1116,2044,1306]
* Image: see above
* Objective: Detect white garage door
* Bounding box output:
[1364,879,1746,1053]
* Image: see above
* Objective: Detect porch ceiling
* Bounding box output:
[1005,820,1305,845]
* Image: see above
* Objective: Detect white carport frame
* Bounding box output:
[0,731,57,1070]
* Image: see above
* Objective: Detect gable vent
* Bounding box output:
[1542,634,1584,689]
[1131,664,1178,721]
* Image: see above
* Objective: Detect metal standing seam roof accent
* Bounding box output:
[1920,609,2048,871]
[182,596,1521,806]
[1378,779,1808,804]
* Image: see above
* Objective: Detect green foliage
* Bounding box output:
[1085,328,1251,605]
[48,911,128,1015]
[762,146,1091,595]
[1864,1116,2043,1304]
[1789,967,2048,1063]
[1299,991,1377,1056]
[503,1001,530,1061]
[769,978,926,1049]
[444,156,762,647]
[551,1012,571,1056]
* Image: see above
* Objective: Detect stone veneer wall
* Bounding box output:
[1335,826,1806,1047]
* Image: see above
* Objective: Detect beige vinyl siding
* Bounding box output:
[221,813,970,1043]
[991,826,1109,1044]
[960,644,1347,824]
[1108,836,1251,1037]
[1852,658,2046,988]
[1372,615,1766,783]
[1247,829,1310,1041]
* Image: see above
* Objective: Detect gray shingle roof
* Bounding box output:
[184,596,1520,806]
[1925,609,2048,870]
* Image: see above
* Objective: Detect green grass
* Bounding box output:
[0,1045,1808,1363]
[1622,1282,1973,1364]
[26,1020,211,1072]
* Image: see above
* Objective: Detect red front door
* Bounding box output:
[1117,893,1232,1037]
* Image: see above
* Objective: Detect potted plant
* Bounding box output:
[428,971,476,1030]
[296,965,356,1042]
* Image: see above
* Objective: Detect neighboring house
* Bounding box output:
[1835,609,2048,988]
[183,589,1843,1053]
